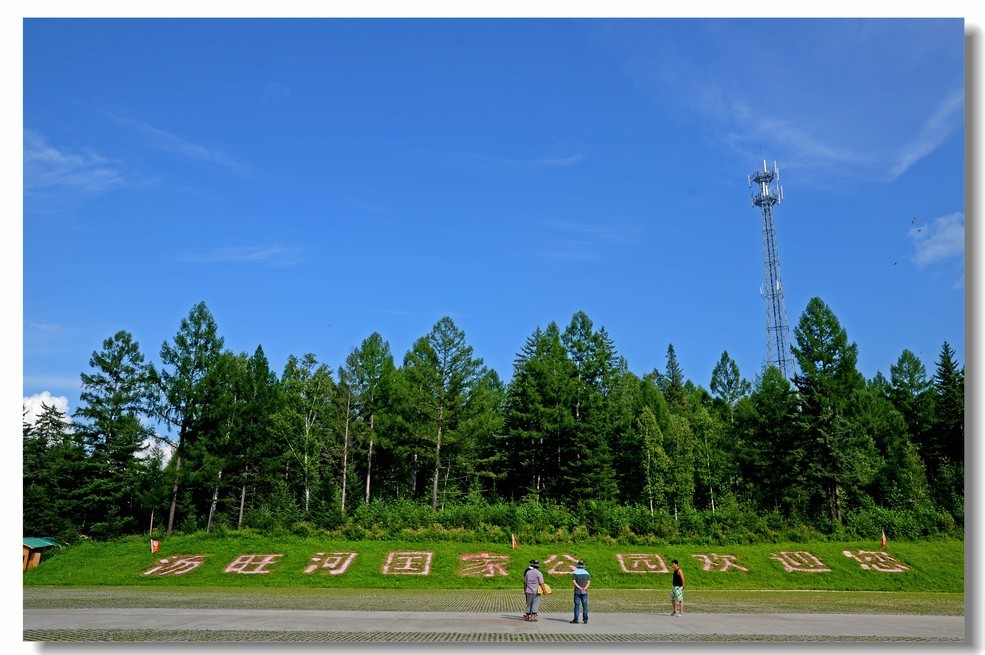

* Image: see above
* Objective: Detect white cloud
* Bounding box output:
[910,212,964,267]
[435,149,586,174]
[537,219,640,262]
[22,391,71,426]
[889,89,964,179]
[179,243,308,267]
[23,129,128,197]
[107,111,248,173]
[28,321,64,333]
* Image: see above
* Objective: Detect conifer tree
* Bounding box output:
[73,330,156,537]
[791,297,877,523]
[399,317,486,511]
[153,301,225,537]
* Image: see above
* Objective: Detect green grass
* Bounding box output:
[23,534,964,594]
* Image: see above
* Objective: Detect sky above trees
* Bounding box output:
[17,13,970,427]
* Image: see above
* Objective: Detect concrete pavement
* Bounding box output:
[23,608,965,642]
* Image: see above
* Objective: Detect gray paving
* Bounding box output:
[23,608,965,642]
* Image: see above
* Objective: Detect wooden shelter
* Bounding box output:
[23,537,60,570]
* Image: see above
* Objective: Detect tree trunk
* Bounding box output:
[207,469,222,532]
[341,392,351,513]
[364,414,374,505]
[237,466,248,529]
[365,439,374,505]
[431,422,443,513]
[441,466,451,511]
[166,454,182,538]
[411,453,418,496]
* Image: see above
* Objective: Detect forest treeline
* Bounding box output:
[23,297,964,545]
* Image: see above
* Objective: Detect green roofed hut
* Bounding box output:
[23,537,60,571]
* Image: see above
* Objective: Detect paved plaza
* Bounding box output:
[23,607,965,643]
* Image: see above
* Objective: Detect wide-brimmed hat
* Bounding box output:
[576,560,585,567]
[529,559,540,568]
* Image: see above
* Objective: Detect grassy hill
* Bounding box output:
[23,533,963,594]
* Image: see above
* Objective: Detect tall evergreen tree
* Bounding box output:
[662,344,687,411]
[791,297,877,523]
[734,366,799,513]
[857,381,930,512]
[398,317,487,511]
[195,350,244,532]
[73,330,156,538]
[153,301,225,537]
[561,312,619,502]
[24,403,85,539]
[340,332,397,505]
[930,341,964,465]
[928,341,964,518]
[502,323,577,502]
[234,346,284,525]
[886,349,935,455]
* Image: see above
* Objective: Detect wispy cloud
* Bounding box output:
[909,212,964,267]
[24,129,129,198]
[889,89,964,179]
[27,321,65,333]
[106,111,248,174]
[436,150,586,174]
[537,219,639,263]
[179,244,307,267]
[613,24,961,185]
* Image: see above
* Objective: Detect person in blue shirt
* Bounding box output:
[570,560,591,624]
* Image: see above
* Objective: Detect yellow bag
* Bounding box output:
[538,583,552,595]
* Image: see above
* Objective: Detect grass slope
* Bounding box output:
[23,534,964,594]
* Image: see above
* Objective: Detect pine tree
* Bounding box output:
[24,403,85,539]
[561,312,619,503]
[791,297,877,523]
[886,349,935,457]
[662,344,687,411]
[339,332,396,505]
[73,330,156,538]
[398,317,486,511]
[153,301,225,537]
[502,323,577,502]
[928,341,964,517]
[734,366,799,513]
[931,341,964,466]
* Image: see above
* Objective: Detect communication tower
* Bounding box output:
[749,160,796,378]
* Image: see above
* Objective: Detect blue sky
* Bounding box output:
[19,16,969,426]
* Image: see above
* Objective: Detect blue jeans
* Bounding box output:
[573,591,588,621]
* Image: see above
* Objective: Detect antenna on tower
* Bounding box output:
[748,159,796,379]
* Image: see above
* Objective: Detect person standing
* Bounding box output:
[670,559,685,616]
[570,559,591,624]
[523,559,545,621]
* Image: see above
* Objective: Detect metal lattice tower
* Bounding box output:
[749,160,796,379]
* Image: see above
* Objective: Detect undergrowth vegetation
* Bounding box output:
[210,497,961,547]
